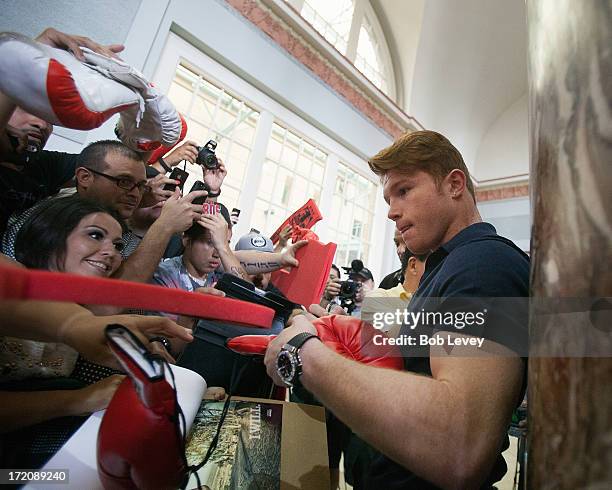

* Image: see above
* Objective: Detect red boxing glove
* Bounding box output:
[97,379,185,489]
[228,315,404,371]
[97,325,188,490]
[0,32,141,129]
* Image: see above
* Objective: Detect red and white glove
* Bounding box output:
[0,32,141,129]
[146,117,188,165]
[115,90,186,152]
[228,315,404,370]
[74,48,185,151]
[78,48,185,153]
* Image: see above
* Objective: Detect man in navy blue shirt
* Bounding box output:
[263,130,529,489]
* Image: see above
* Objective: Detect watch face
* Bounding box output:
[277,350,296,386]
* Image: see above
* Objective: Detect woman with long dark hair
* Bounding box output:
[1,196,127,468]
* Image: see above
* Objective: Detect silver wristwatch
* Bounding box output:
[276,332,319,387]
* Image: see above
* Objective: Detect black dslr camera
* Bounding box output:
[337,259,365,314]
[196,140,219,170]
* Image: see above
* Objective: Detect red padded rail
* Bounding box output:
[0,265,273,328]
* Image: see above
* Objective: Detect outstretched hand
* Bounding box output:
[36,27,124,61]
[280,240,308,267]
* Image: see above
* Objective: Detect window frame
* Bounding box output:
[288,0,396,100]
[153,32,389,278]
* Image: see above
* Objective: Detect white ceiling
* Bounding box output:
[375,0,528,175]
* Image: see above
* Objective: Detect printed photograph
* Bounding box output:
[185,400,283,490]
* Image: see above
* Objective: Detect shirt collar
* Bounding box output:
[421,222,497,280]
[439,222,497,254]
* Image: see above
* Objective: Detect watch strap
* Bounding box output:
[277,332,320,388]
[157,157,172,173]
[287,332,320,350]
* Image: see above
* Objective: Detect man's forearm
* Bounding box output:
[297,341,503,489]
[217,245,249,280]
[235,250,283,274]
[114,221,172,283]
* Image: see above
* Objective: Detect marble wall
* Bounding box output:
[527,0,612,487]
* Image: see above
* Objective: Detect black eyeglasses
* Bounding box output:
[85,167,151,193]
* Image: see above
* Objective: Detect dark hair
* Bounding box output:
[184,202,232,241]
[77,139,143,173]
[330,264,341,277]
[15,195,126,270]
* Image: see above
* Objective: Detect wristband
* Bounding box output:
[207,189,221,198]
[157,157,172,173]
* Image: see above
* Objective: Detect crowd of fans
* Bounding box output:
[0,26,529,490]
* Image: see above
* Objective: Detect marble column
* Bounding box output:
[527,0,612,488]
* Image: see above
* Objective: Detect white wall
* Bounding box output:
[478,196,531,252]
[407,0,527,172]
[473,94,529,184]
[0,0,141,46]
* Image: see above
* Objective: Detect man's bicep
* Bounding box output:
[430,335,524,455]
[431,333,524,403]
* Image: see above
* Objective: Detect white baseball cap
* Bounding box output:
[235,229,274,252]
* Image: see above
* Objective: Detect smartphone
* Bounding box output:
[163,168,189,192]
[188,180,210,205]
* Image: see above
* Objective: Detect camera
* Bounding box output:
[338,279,362,314]
[336,259,367,314]
[196,140,219,170]
[188,180,210,205]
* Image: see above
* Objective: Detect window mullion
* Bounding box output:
[315,153,339,242]
[346,0,365,61]
[235,110,274,239]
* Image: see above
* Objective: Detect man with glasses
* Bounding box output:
[2,140,208,284]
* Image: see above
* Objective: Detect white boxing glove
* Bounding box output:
[79,47,185,152]
[114,87,185,152]
[0,32,142,130]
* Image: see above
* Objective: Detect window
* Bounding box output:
[251,122,327,236]
[300,0,354,54]
[327,162,377,268]
[287,0,395,99]
[155,33,388,275]
[166,63,260,211]
[354,17,387,93]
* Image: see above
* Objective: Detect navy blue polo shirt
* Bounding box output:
[365,222,529,489]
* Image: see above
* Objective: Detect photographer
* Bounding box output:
[129,142,228,259]
[320,264,341,309]
[339,260,375,317]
